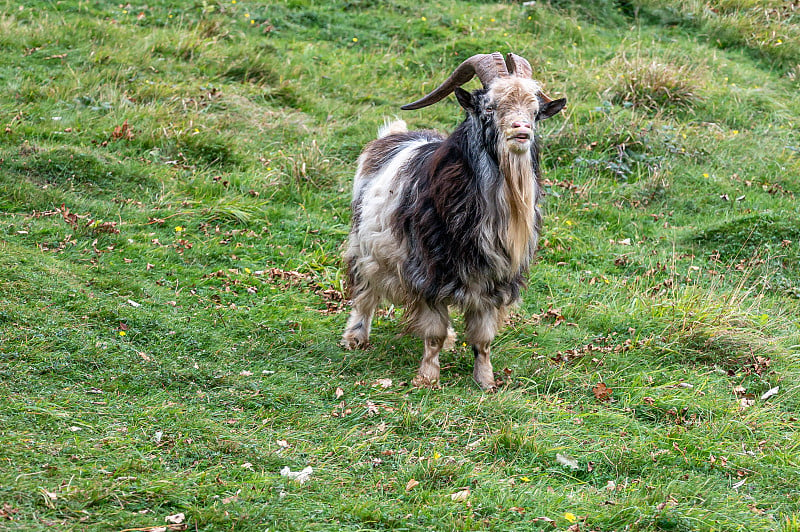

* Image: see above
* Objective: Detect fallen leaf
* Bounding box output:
[739,396,755,409]
[365,401,380,416]
[0,503,19,520]
[280,466,313,483]
[760,386,779,401]
[373,378,393,389]
[222,492,239,504]
[276,439,290,449]
[450,488,470,502]
[405,479,419,491]
[239,370,253,376]
[556,453,579,470]
[165,513,185,524]
[111,119,134,141]
[592,382,612,402]
[335,387,344,399]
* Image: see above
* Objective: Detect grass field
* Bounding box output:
[1,0,800,530]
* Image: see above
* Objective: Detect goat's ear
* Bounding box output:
[454,87,475,112]
[537,97,567,121]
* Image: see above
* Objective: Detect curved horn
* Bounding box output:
[401,52,509,111]
[505,53,533,79]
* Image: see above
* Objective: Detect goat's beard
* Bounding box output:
[498,141,537,272]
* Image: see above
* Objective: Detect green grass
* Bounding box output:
[2,0,800,530]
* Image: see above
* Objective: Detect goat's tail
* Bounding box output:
[377,118,407,139]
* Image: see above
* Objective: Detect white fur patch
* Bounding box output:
[377,119,408,138]
[347,138,429,304]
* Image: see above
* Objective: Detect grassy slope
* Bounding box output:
[1,0,799,530]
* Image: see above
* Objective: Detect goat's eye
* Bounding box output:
[484,105,495,114]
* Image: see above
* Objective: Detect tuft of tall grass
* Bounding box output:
[276,140,340,191]
[604,53,703,111]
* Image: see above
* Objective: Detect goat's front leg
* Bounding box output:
[465,307,503,391]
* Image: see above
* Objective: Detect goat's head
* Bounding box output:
[401,52,566,155]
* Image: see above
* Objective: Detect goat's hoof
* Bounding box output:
[412,374,440,389]
[341,333,369,350]
[475,379,497,393]
[473,369,497,392]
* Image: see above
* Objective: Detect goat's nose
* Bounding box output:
[512,120,532,130]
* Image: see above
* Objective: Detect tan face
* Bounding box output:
[486,77,542,154]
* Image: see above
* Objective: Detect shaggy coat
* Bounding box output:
[342,67,565,390]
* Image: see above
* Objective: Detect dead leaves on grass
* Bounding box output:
[26,205,119,253]
[201,266,345,314]
[552,337,637,364]
[0,503,19,520]
[111,120,134,142]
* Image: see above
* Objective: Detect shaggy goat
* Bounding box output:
[342,52,566,390]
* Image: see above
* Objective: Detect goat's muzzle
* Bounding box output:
[506,126,534,153]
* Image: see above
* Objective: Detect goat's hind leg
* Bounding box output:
[342,286,380,350]
[443,320,456,351]
[465,306,503,391]
[409,303,450,387]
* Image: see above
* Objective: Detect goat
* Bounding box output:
[342,52,566,390]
